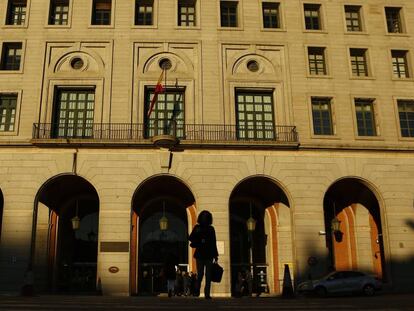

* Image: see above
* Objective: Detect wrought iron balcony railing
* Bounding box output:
[32,123,299,146]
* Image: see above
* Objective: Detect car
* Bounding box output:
[296,271,382,297]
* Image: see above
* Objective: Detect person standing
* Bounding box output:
[188,210,218,299]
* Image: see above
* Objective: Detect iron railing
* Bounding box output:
[32,123,299,144]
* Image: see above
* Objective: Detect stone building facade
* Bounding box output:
[0,0,414,296]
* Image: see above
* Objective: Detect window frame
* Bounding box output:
[176,0,197,28]
[352,97,379,138]
[218,0,243,30]
[384,6,405,35]
[395,97,414,139]
[89,0,115,28]
[390,49,411,80]
[259,0,284,32]
[3,0,29,27]
[348,47,373,79]
[307,46,328,76]
[46,0,72,28]
[0,41,25,73]
[310,96,335,136]
[0,90,22,136]
[344,4,363,33]
[133,0,157,28]
[302,2,324,32]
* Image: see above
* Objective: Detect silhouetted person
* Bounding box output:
[188,210,218,299]
[164,253,177,297]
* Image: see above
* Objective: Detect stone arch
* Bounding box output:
[323,177,386,280]
[141,51,194,76]
[230,53,278,76]
[50,48,105,75]
[31,173,100,293]
[229,175,293,296]
[130,174,196,295]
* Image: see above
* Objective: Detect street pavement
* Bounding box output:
[0,294,413,311]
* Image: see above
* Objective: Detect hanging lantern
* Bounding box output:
[159,201,168,231]
[331,217,341,232]
[71,200,80,230]
[246,203,256,232]
[71,216,81,231]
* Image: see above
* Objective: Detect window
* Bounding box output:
[236,90,275,140]
[304,3,321,30]
[6,0,27,25]
[220,1,238,27]
[91,0,111,25]
[398,100,414,137]
[178,0,196,27]
[350,48,368,77]
[345,5,362,32]
[145,88,185,138]
[392,50,410,78]
[49,0,69,25]
[308,47,327,75]
[135,0,153,25]
[355,98,376,136]
[385,7,403,33]
[262,2,280,29]
[0,94,17,132]
[52,89,95,138]
[0,42,22,71]
[311,97,333,135]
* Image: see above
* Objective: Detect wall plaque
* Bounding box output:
[100,242,129,252]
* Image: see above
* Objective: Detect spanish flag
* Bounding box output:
[147,70,165,117]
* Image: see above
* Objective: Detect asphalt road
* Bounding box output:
[0,294,413,311]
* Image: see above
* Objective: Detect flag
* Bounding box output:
[147,70,165,117]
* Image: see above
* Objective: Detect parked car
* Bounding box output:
[297,271,382,297]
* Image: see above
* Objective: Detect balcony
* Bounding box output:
[32,123,299,149]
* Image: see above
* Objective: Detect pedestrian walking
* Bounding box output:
[188,210,219,299]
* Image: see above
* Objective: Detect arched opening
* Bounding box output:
[323,178,386,280]
[0,189,3,242]
[32,174,100,293]
[229,176,292,296]
[130,175,196,295]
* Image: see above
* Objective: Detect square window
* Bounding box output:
[355,98,376,136]
[178,0,196,26]
[308,47,327,75]
[135,0,154,25]
[304,3,321,30]
[350,48,369,77]
[92,0,112,25]
[6,0,27,26]
[385,7,403,33]
[220,1,238,27]
[311,97,333,135]
[0,42,22,71]
[262,2,280,29]
[0,94,17,132]
[398,100,414,137]
[49,0,70,25]
[391,50,410,78]
[345,5,362,32]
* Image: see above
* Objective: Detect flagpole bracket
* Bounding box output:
[152,134,179,150]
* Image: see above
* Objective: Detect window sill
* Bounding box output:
[44,25,72,29]
[398,136,414,141]
[175,26,201,30]
[349,76,376,80]
[344,31,368,35]
[303,29,328,34]
[218,26,243,31]
[391,77,414,82]
[307,74,332,79]
[385,33,409,37]
[131,25,157,29]
[0,69,23,74]
[311,134,340,140]
[355,136,384,141]
[88,25,115,29]
[260,27,286,32]
[1,25,28,29]
[0,131,18,137]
